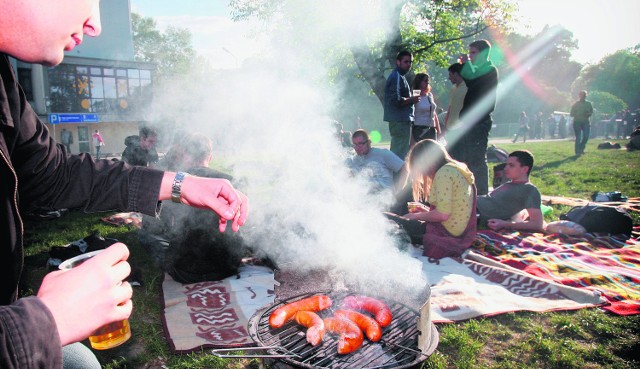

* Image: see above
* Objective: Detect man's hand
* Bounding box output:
[487,218,507,231]
[161,173,249,232]
[38,243,133,346]
[180,176,249,232]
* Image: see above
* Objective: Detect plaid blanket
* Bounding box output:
[472,227,640,315]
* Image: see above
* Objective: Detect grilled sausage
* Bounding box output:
[323,316,364,354]
[294,311,325,346]
[334,309,382,342]
[269,294,333,328]
[342,295,392,327]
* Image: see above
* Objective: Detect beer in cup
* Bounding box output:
[59,250,132,350]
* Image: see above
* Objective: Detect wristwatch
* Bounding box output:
[171,172,187,203]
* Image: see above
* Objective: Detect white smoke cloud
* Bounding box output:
[146,0,427,297]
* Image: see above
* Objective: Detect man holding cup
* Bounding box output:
[0,1,249,368]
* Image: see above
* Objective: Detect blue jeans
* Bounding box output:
[388,121,411,160]
[62,342,101,369]
[573,121,590,155]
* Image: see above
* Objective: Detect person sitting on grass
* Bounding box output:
[139,133,247,283]
[385,139,477,259]
[347,129,408,199]
[477,150,544,232]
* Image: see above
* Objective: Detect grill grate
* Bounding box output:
[247,291,436,369]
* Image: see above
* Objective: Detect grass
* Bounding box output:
[21,138,639,369]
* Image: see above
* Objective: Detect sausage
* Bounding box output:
[342,295,392,327]
[334,309,382,342]
[323,317,364,354]
[269,294,333,328]
[294,311,325,346]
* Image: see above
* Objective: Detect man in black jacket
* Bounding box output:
[121,126,160,167]
[458,39,499,196]
[0,1,249,368]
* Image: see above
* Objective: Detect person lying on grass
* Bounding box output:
[477,150,544,232]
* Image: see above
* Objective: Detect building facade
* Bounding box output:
[12,0,153,156]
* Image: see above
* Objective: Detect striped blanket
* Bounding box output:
[471,228,640,315]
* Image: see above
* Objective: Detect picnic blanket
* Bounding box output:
[471,229,640,315]
[161,265,276,353]
[542,195,640,214]
[410,248,605,323]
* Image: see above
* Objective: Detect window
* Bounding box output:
[48,64,153,114]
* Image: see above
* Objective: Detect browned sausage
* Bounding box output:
[269,295,332,328]
[342,295,392,327]
[334,309,382,342]
[323,316,364,354]
[294,311,325,346]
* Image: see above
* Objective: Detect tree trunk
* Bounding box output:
[351,0,407,106]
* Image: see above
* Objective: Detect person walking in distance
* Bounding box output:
[512,111,529,143]
[570,90,593,156]
[92,129,104,159]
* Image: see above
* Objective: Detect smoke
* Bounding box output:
[145,0,427,297]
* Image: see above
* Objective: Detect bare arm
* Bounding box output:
[487,208,544,232]
[405,208,450,223]
[160,172,249,232]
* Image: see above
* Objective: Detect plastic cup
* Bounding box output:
[407,202,424,213]
[59,250,132,350]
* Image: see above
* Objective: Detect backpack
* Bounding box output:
[487,145,509,163]
[560,204,633,237]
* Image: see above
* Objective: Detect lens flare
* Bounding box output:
[369,130,382,144]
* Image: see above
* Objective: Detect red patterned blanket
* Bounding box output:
[471,227,640,315]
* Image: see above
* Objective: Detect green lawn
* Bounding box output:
[21,138,639,369]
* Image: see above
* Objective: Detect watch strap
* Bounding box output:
[171,172,186,203]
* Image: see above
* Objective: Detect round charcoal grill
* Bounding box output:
[247,291,439,369]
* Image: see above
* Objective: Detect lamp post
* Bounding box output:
[222,47,238,68]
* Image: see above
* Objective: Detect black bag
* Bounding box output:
[487,144,509,163]
[560,204,633,237]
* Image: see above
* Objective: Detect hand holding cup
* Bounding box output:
[38,243,133,348]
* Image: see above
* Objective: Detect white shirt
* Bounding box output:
[414,92,437,127]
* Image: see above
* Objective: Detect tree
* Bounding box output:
[573,49,640,109]
[230,0,515,105]
[489,26,582,124]
[131,13,197,82]
[588,91,627,116]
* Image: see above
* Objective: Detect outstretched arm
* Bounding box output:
[159,172,249,232]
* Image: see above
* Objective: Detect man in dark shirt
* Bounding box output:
[458,39,499,196]
[383,50,420,160]
[0,2,249,368]
[121,126,159,166]
[569,90,593,156]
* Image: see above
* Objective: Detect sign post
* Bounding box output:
[48,113,99,124]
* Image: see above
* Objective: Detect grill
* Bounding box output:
[245,291,438,369]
